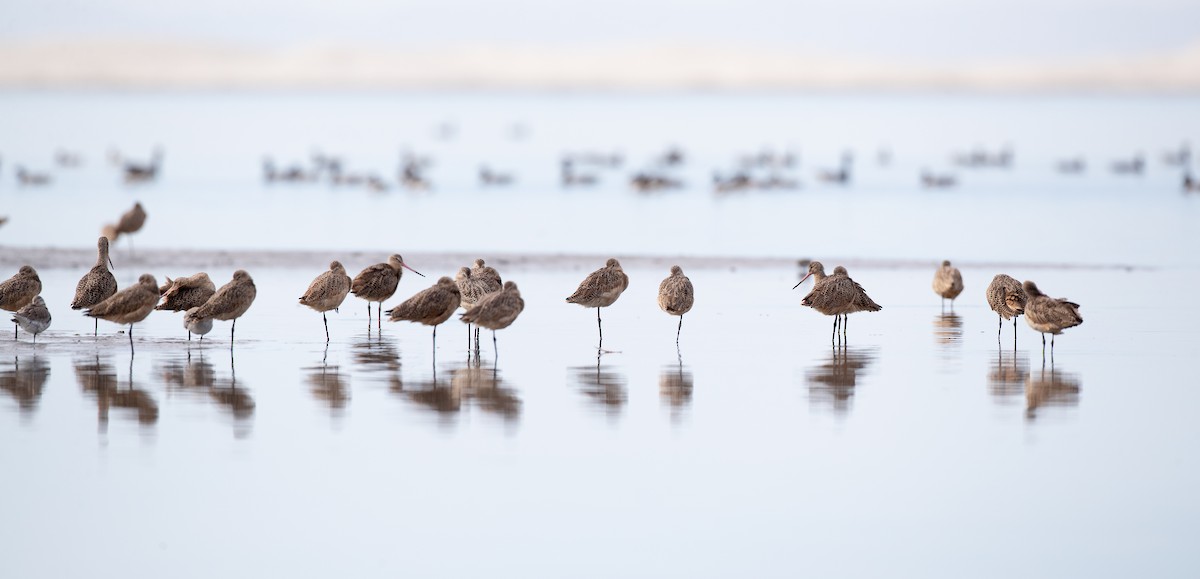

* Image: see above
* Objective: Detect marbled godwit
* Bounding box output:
[71,237,118,336]
[986,274,1027,342]
[459,259,503,348]
[113,202,147,253]
[156,273,216,340]
[182,307,214,340]
[795,263,879,340]
[932,260,964,310]
[187,270,257,344]
[1,266,43,339]
[300,261,352,341]
[657,265,694,343]
[461,281,524,353]
[1023,280,1083,357]
[839,266,882,333]
[85,274,158,346]
[12,296,51,342]
[350,254,424,329]
[566,258,629,347]
[386,276,461,343]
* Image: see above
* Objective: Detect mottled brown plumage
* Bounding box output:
[387,277,461,338]
[157,272,216,311]
[72,238,118,317]
[986,273,1027,342]
[0,265,42,312]
[471,259,503,290]
[300,261,351,340]
[12,296,51,341]
[657,265,694,342]
[461,281,524,331]
[932,260,964,305]
[86,274,158,343]
[188,270,257,343]
[116,202,147,234]
[798,263,879,340]
[350,254,424,325]
[566,258,629,347]
[462,280,525,354]
[1023,280,1083,355]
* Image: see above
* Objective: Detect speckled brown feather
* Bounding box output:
[300,261,351,313]
[156,272,216,311]
[0,265,42,312]
[116,202,147,234]
[387,277,461,326]
[191,270,257,322]
[86,274,158,325]
[461,281,524,330]
[351,254,407,303]
[657,265,694,316]
[1022,281,1082,335]
[932,260,964,300]
[72,237,118,310]
[986,274,1026,320]
[566,258,629,308]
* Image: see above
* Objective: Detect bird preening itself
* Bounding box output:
[1022,280,1083,359]
[156,272,217,340]
[932,260,964,310]
[657,265,694,343]
[457,258,503,349]
[986,274,1027,344]
[566,258,629,348]
[794,262,881,342]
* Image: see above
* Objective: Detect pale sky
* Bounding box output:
[4,0,1199,63]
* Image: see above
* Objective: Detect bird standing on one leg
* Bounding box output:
[657,265,694,343]
[566,258,628,349]
[300,261,352,342]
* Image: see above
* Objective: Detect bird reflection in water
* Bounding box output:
[392,352,521,425]
[351,332,402,390]
[570,352,627,419]
[1025,363,1081,420]
[806,345,877,414]
[158,347,254,433]
[988,345,1028,400]
[932,313,963,368]
[659,347,693,423]
[0,354,50,418]
[74,352,158,432]
[307,344,350,419]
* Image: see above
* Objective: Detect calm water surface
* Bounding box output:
[2,91,1199,576]
[2,264,1198,577]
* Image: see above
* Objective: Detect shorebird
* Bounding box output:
[300,261,352,341]
[350,254,424,329]
[182,307,214,340]
[113,202,147,253]
[386,276,461,344]
[986,274,1027,342]
[566,258,629,347]
[16,167,51,186]
[657,265,694,343]
[156,273,216,340]
[12,296,51,342]
[123,147,162,182]
[460,281,525,354]
[794,262,880,340]
[458,259,503,348]
[71,237,118,336]
[1023,280,1083,357]
[85,274,159,345]
[932,260,964,310]
[1,266,43,339]
[186,270,257,344]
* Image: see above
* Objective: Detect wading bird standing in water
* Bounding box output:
[300,261,352,342]
[461,281,524,355]
[932,260,964,310]
[387,276,461,347]
[186,270,257,345]
[1,266,42,340]
[350,254,424,330]
[1022,280,1082,359]
[657,266,694,343]
[71,237,118,336]
[986,274,1027,344]
[566,258,628,348]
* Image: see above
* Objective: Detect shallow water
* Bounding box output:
[2,263,1199,577]
[1,91,1199,267]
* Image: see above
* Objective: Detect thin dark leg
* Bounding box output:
[231,319,236,343]
[433,324,438,349]
[322,312,329,342]
[467,323,472,350]
[997,314,1002,341]
[188,331,192,341]
[843,314,849,336]
[676,315,683,343]
[492,330,498,358]
[94,318,98,337]
[597,307,603,348]
[376,303,381,332]
[13,323,16,340]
